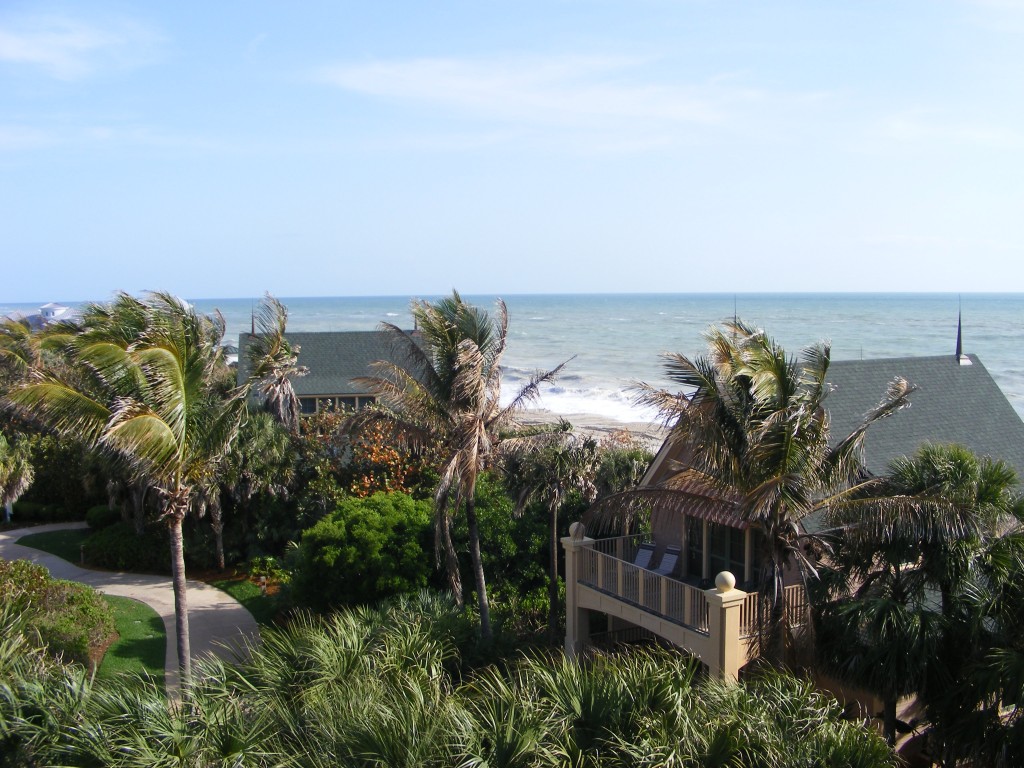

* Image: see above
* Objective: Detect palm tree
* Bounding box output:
[0,316,42,391]
[840,444,1024,757]
[357,290,563,641]
[6,292,246,683]
[505,432,599,643]
[0,431,34,523]
[593,320,914,663]
[245,293,308,433]
[877,443,1023,616]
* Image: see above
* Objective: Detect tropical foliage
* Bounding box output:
[818,443,1024,757]
[591,320,913,662]
[245,293,308,433]
[357,291,564,640]
[0,430,33,523]
[4,292,247,682]
[0,559,115,669]
[504,433,599,643]
[0,592,896,767]
[290,491,433,610]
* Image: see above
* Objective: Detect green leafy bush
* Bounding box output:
[0,559,115,668]
[290,491,432,611]
[11,500,45,521]
[85,504,121,530]
[82,522,169,573]
[19,433,106,516]
[248,555,289,584]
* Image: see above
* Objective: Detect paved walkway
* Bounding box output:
[0,522,260,690]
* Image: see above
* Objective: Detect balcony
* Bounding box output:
[563,525,808,679]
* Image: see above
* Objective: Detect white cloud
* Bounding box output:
[875,111,1022,150]
[0,13,159,80]
[0,125,53,151]
[319,55,723,132]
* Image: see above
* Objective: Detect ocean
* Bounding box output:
[5,293,1024,421]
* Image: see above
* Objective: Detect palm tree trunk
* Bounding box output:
[438,512,463,607]
[130,479,148,536]
[465,492,492,642]
[548,502,559,644]
[168,503,191,684]
[209,493,225,571]
[882,695,897,746]
[764,558,787,665]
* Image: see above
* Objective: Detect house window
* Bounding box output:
[708,523,746,581]
[299,397,317,415]
[339,396,357,410]
[686,516,703,578]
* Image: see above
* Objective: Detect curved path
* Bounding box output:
[0,522,260,690]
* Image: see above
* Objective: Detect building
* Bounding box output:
[563,349,1024,679]
[4,302,75,330]
[237,330,414,414]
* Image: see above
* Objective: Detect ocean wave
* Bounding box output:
[501,380,660,423]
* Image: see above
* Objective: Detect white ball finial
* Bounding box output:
[715,571,736,592]
[568,522,585,539]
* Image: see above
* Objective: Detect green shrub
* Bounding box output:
[20,433,106,516]
[0,559,115,668]
[290,491,432,611]
[86,505,121,530]
[82,522,168,573]
[248,555,288,584]
[11,500,45,522]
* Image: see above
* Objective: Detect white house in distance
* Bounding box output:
[4,302,76,330]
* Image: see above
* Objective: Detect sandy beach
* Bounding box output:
[519,408,670,452]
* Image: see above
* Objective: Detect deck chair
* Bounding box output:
[632,542,656,569]
[652,545,681,577]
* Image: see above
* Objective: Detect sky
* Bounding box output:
[2,0,1024,303]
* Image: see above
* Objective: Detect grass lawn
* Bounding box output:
[210,576,279,627]
[17,528,90,564]
[97,595,165,687]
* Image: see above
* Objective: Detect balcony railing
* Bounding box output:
[579,536,710,634]
[578,535,808,640]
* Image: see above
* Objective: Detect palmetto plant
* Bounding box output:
[6,291,247,683]
[1,590,896,767]
[357,291,564,641]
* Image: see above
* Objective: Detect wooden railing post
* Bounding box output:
[562,522,595,658]
[704,571,748,681]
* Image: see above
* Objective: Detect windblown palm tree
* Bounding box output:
[6,292,246,683]
[245,294,307,433]
[591,320,914,663]
[357,291,564,641]
[0,317,42,391]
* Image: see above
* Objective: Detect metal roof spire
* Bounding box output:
[956,297,972,365]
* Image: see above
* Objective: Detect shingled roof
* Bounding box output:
[825,353,1024,479]
[643,352,1024,493]
[237,330,416,396]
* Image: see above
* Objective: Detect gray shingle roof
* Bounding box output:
[643,352,1024,488]
[237,330,416,396]
[825,354,1024,479]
